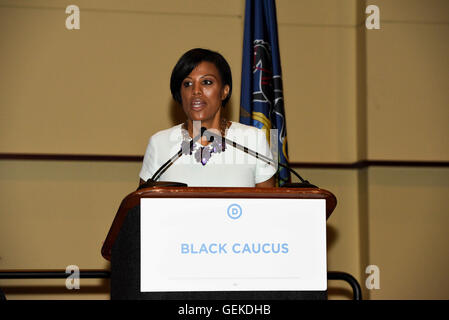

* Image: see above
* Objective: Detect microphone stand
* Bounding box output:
[137,127,207,190]
[203,130,318,188]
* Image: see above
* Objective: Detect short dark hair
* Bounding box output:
[170,48,232,107]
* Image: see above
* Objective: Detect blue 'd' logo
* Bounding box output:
[227,204,242,220]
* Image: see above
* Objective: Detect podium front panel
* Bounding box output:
[110,196,328,300]
[141,198,326,293]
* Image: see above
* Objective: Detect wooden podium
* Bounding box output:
[102,186,337,300]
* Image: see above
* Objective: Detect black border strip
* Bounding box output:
[0,153,448,168]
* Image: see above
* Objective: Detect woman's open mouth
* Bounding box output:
[191,99,206,110]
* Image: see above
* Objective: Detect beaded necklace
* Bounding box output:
[181,118,229,165]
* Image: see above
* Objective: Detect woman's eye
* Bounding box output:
[202,79,213,85]
[183,81,192,87]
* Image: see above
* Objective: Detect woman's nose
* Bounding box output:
[192,81,202,96]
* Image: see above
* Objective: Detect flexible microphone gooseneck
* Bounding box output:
[137,127,207,190]
[203,129,318,188]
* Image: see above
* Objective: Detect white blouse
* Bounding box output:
[139,121,277,187]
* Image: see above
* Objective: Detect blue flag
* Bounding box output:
[240,0,290,186]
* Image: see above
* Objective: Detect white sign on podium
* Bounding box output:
[141,198,326,292]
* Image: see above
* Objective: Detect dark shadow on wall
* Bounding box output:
[326,224,338,253]
[326,224,354,299]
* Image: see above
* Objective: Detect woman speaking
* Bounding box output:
[139,48,276,187]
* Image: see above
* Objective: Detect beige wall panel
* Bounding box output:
[366,23,449,161]
[0,160,140,299]
[0,0,244,17]
[293,168,362,299]
[277,0,360,26]
[280,26,358,162]
[366,0,449,23]
[0,6,242,155]
[367,167,449,299]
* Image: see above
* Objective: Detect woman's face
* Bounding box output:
[180,61,230,126]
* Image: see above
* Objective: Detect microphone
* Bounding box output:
[137,127,207,190]
[203,129,318,188]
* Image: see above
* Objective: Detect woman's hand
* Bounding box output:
[255,176,275,188]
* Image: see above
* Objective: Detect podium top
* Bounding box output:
[101,186,337,261]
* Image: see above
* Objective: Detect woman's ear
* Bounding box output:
[221,85,230,101]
